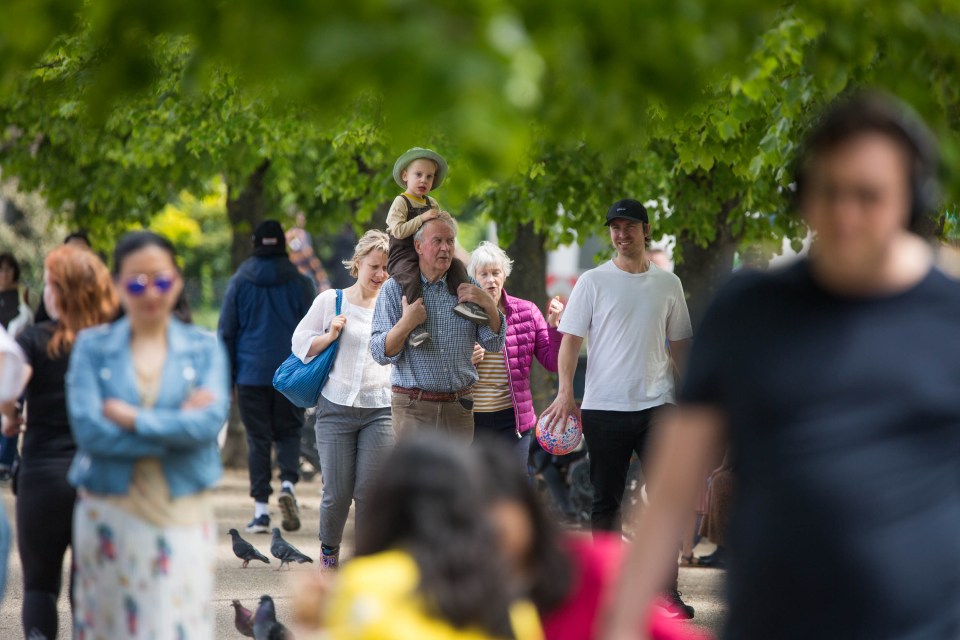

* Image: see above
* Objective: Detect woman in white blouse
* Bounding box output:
[292,230,393,571]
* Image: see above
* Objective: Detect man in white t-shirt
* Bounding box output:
[541,198,694,616]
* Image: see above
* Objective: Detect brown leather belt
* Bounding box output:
[391,385,473,403]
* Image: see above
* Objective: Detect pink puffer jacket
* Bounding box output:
[501,289,563,434]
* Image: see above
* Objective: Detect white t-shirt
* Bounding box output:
[292,289,392,409]
[558,260,693,411]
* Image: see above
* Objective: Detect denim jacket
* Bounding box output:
[66,317,230,498]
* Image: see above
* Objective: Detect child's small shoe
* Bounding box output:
[320,545,340,572]
[407,326,431,347]
[453,301,489,325]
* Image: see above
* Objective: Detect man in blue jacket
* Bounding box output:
[219,220,316,533]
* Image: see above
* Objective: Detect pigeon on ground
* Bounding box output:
[231,599,255,638]
[270,528,313,571]
[229,528,271,568]
[253,594,294,640]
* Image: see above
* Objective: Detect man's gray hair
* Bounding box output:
[467,241,513,280]
[413,211,458,244]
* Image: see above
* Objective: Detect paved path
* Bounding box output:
[0,469,726,637]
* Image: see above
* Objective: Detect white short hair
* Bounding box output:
[413,212,458,244]
[467,241,513,280]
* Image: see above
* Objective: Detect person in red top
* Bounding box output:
[476,441,714,640]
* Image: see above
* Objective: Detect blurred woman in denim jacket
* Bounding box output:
[66,231,229,639]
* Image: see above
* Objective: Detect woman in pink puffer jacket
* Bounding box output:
[468,242,565,463]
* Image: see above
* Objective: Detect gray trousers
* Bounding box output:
[391,393,475,442]
[315,394,394,548]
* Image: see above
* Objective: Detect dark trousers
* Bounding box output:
[473,408,517,444]
[473,408,529,469]
[16,454,75,639]
[528,435,577,517]
[237,385,304,502]
[0,434,17,467]
[388,235,471,303]
[582,405,679,588]
[582,405,671,532]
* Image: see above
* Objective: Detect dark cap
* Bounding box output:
[252,220,286,255]
[605,199,649,225]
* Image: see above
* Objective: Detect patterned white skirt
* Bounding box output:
[72,497,216,639]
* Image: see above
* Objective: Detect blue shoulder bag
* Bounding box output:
[273,289,342,408]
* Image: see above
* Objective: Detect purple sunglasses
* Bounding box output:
[122,273,176,296]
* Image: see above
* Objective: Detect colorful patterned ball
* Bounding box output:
[536,412,582,455]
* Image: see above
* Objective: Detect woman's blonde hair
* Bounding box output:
[467,241,513,280]
[44,245,119,358]
[342,229,390,278]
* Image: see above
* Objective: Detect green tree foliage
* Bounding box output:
[478,4,960,318]
[0,26,404,266]
[149,183,232,315]
[0,176,70,298]
[3,2,960,295]
[0,1,780,167]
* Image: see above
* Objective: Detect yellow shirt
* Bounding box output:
[323,550,544,640]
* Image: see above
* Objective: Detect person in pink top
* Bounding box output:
[467,242,564,463]
[476,441,714,640]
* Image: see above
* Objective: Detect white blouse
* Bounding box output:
[291,289,392,409]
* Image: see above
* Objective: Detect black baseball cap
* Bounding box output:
[605,199,649,225]
[252,220,287,255]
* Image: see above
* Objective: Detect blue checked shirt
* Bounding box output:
[371,273,506,392]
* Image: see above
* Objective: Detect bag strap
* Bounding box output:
[334,289,342,316]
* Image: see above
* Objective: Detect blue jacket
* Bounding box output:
[66,317,230,498]
[218,255,316,386]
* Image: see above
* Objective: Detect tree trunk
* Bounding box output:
[226,159,271,270]
[673,207,739,328]
[221,159,271,469]
[505,223,554,411]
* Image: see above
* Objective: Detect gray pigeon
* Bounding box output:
[229,528,271,568]
[231,599,255,638]
[253,594,294,640]
[269,528,313,571]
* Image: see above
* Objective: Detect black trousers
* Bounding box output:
[473,407,518,444]
[582,404,679,589]
[237,385,304,502]
[16,454,75,639]
[581,405,673,532]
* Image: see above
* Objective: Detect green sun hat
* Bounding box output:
[392,147,448,190]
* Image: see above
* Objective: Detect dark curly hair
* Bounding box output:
[357,436,517,638]
[474,439,574,613]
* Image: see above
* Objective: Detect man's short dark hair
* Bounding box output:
[796,91,940,232]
